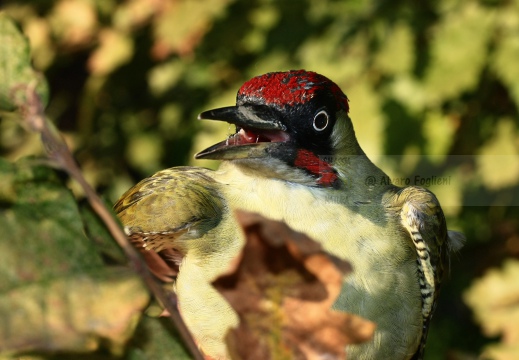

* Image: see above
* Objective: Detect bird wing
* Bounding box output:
[385,186,454,360]
[114,166,225,279]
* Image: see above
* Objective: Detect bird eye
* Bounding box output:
[313,110,329,131]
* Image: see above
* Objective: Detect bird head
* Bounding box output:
[196,70,362,188]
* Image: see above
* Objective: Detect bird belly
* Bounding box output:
[217,168,423,359]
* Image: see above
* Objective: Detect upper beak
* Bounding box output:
[197,105,286,131]
[195,105,289,160]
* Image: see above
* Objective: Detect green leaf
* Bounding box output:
[80,199,126,265]
[0,158,103,291]
[0,157,149,357]
[126,316,192,360]
[0,12,49,111]
[0,269,148,357]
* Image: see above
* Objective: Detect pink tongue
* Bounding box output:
[238,128,290,144]
[240,129,259,143]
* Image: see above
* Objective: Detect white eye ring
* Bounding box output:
[313,110,329,131]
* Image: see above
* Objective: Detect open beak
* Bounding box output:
[195,105,291,160]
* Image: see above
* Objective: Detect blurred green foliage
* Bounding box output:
[1,0,519,359]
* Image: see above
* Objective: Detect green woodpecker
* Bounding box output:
[115,70,463,360]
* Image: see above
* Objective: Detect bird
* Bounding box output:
[114,70,464,360]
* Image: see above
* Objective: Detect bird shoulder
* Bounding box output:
[114,166,226,257]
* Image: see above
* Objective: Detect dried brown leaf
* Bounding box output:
[213,211,375,360]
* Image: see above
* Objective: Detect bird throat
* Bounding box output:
[228,148,340,189]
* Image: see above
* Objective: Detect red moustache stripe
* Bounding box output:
[294,149,338,187]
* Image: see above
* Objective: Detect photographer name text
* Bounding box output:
[365,175,451,187]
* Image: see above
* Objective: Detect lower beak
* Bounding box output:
[195,141,280,160]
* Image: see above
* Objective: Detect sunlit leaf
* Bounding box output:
[477,119,519,190]
[152,0,233,58]
[88,28,134,76]
[48,0,97,47]
[424,1,494,104]
[492,26,519,109]
[112,0,161,32]
[0,12,49,111]
[464,259,519,360]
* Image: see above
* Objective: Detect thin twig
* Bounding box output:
[14,83,204,360]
